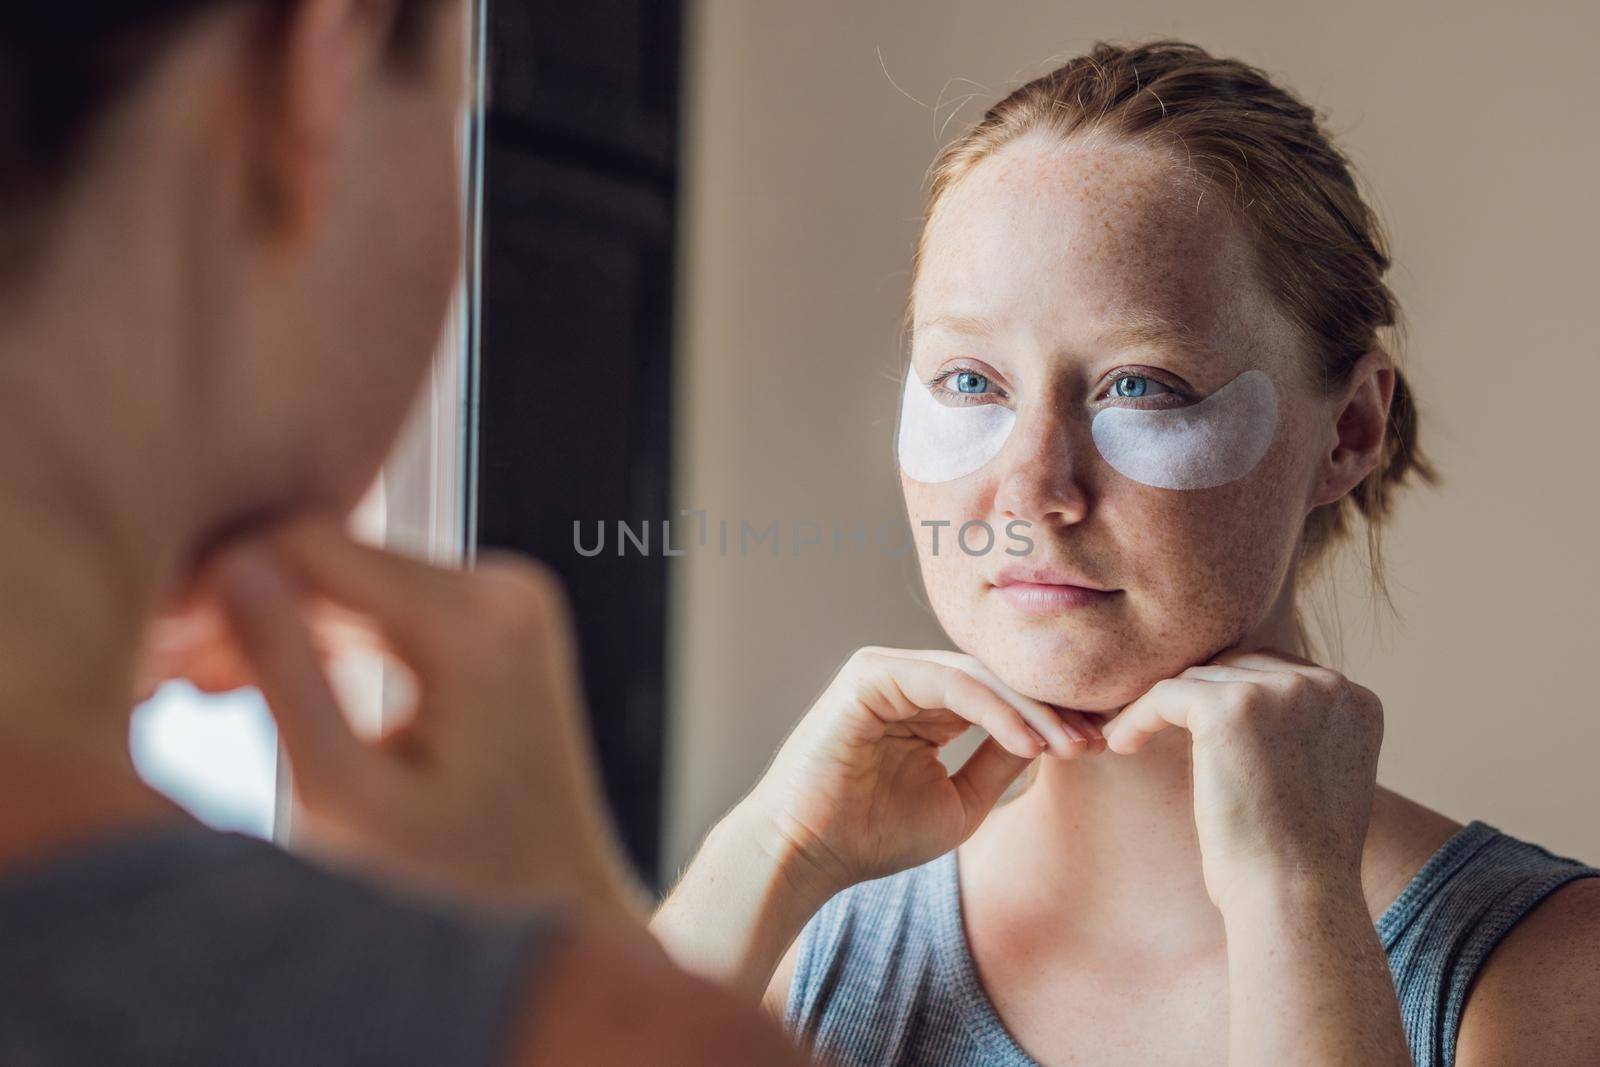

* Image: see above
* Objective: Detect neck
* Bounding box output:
[0,169,215,852]
[965,581,1310,954]
[0,388,194,855]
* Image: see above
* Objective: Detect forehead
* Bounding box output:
[914,132,1296,374]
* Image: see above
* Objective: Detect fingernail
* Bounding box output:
[1025,726,1048,750]
[1060,718,1087,744]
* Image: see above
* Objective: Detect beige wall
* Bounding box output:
[663,0,1600,879]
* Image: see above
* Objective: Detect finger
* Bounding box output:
[216,543,379,808]
[307,603,393,661]
[949,737,1033,835]
[1207,648,1325,677]
[1190,656,1338,698]
[1057,708,1101,739]
[258,515,468,672]
[1102,677,1227,755]
[957,660,1082,758]
[1059,708,1108,753]
[893,650,1082,759]
[1179,664,1262,684]
[142,595,377,696]
[865,655,1045,759]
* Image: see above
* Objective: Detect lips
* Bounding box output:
[992,564,1115,592]
[991,565,1121,614]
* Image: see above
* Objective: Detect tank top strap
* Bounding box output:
[1377,820,1600,1066]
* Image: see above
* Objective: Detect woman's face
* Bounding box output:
[903,133,1331,711]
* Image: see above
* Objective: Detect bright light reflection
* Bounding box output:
[129,681,278,839]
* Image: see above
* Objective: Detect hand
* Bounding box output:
[1100,646,1384,912]
[746,646,1104,898]
[211,514,643,921]
[135,572,372,703]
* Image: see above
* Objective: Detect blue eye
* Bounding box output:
[1111,374,1168,399]
[954,371,991,394]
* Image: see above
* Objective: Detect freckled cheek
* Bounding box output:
[1110,449,1304,623]
[901,476,992,611]
[900,476,989,523]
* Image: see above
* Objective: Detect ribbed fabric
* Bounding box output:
[786,820,1599,1067]
[0,822,564,1066]
[1377,821,1599,1065]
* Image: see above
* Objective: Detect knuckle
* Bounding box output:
[943,668,983,704]
[841,646,886,681]
[471,557,570,641]
[1278,671,1315,698]
[1305,666,1345,692]
[836,647,891,700]
[1352,683,1385,722]
[1221,681,1263,717]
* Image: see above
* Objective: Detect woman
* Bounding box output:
[0,2,803,1063]
[653,40,1600,1066]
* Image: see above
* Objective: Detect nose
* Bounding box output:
[991,405,1091,526]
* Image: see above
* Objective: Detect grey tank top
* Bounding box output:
[0,821,562,1066]
[786,820,1600,1067]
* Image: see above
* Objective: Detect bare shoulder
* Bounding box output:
[1363,786,1463,910]
[1455,874,1600,1065]
[505,916,809,1067]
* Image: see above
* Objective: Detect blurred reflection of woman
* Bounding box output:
[655,39,1600,1067]
[0,4,803,1064]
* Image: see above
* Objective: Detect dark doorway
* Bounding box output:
[474,0,682,888]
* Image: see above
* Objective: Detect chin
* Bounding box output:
[948,612,1201,713]
[950,635,1123,712]
[307,438,394,518]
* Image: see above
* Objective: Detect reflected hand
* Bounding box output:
[746,646,1104,898]
[1101,646,1384,912]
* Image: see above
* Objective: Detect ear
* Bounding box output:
[251,0,396,241]
[1308,348,1394,509]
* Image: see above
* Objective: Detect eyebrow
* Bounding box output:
[914,309,1219,361]
[1096,311,1215,358]
[912,314,1000,340]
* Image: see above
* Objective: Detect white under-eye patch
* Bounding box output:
[896,366,1016,483]
[1091,368,1278,490]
